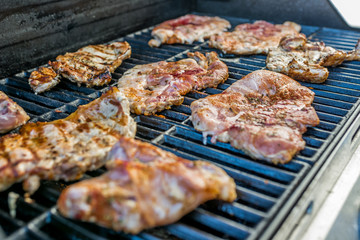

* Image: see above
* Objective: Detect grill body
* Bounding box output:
[1,3,360,240]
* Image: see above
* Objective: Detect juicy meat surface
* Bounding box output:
[266,34,360,83]
[117,51,228,115]
[57,137,236,234]
[148,14,230,47]
[209,20,301,55]
[0,91,29,134]
[190,70,319,164]
[29,41,131,93]
[28,66,61,94]
[0,87,136,193]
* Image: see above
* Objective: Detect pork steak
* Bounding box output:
[117,51,228,115]
[190,70,319,164]
[58,137,236,234]
[149,14,230,47]
[209,20,301,55]
[266,34,360,83]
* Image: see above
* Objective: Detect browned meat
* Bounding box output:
[117,51,228,115]
[266,34,360,83]
[28,66,61,94]
[209,20,301,55]
[149,14,230,47]
[57,137,236,234]
[190,70,319,164]
[29,41,131,93]
[0,91,29,134]
[0,87,136,193]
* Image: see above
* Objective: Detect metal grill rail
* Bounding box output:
[1,16,360,240]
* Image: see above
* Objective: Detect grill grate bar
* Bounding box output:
[313,96,353,110]
[315,30,360,38]
[186,208,252,239]
[4,228,30,240]
[303,136,324,148]
[0,209,25,235]
[312,103,348,116]
[203,201,266,227]
[312,89,358,103]
[26,229,53,240]
[219,165,287,198]
[325,78,360,89]
[5,209,51,240]
[166,223,224,240]
[47,208,109,240]
[236,186,277,209]
[302,82,360,97]
[316,112,342,124]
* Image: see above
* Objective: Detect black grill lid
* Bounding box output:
[1,16,360,240]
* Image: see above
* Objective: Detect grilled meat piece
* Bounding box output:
[149,14,230,47]
[209,20,301,55]
[190,70,319,164]
[28,66,61,94]
[266,34,360,83]
[58,137,236,234]
[29,41,131,93]
[117,51,228,115]
[51,41,131,87]
[0,91,29,134]
[0,87,136,193]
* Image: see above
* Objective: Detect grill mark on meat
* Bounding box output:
[190,70,319,164]
[50,56,112,87]
[78,52,116,67]
[87,45,119,59]
[56,54,107,72]
[71,53,109,70]
[117,51,228,115]
[266,34,360,83]
[57,137,236,234]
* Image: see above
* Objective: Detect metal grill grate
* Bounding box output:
[1,16,360,240]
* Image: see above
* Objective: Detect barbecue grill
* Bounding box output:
[1,1,360,239]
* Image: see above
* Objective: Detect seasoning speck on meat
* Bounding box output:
[57,137,236,234]
[117,51,228,115]
[190,70,319,164]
